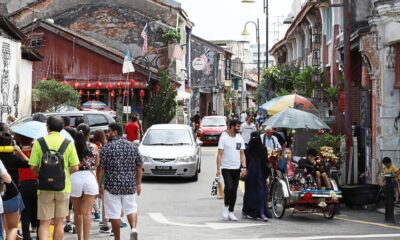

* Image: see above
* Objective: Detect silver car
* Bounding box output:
[138,124,202,181]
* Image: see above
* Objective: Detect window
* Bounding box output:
[27,32,44,49]
[87,114,109,127]
[143,129,192,145]
[324,8,332,42]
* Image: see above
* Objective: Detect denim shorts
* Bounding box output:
[3,194,25,214]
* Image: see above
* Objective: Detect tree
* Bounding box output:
[33,80,81,112]
[144,70,177,128]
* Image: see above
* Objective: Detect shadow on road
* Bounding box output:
[143,176,195,184]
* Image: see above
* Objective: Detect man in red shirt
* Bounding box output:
[125,116,140,142]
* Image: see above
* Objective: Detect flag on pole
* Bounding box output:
[122,49,135,73]
[173,44,183,60]
[141,24,148,55]
[200,53,211,75]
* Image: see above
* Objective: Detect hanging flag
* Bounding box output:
[122,49,135,73]
[200,53,211,75]
[200,53,208,65]
[173,44,183,60]
[141,24,148,55]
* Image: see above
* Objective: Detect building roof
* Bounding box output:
[191,35,226,53]
[21,45,43,61]
[21,19,160,77]
[0,15,25,40]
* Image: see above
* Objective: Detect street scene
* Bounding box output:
[0,0,399,240]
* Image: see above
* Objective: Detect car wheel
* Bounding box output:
[198,156,201,173]
[191,162,199,182]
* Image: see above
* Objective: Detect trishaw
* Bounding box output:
[269,167,342,219]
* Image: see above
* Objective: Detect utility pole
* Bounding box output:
[264,0,269,68]
[343,0,352,148]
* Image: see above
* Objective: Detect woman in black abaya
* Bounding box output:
[242,131,271,221]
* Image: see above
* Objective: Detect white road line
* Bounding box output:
[148,212,265,230]
[226,233,400,240]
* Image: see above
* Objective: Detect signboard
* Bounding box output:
[225,59,231,80]
[192,57,206,71]
[123,106,131,114]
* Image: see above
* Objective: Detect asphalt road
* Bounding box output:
[64,146,400,240]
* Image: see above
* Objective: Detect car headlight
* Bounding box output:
[177,156,196,163]
[142,156,152,163]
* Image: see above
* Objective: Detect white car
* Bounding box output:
[138,124,202,181]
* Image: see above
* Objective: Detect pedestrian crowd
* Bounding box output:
[0,114,143,240]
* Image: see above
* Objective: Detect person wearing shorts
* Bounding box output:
[29,116,80,240]
[70,123,99,240]
[97,123,143,240]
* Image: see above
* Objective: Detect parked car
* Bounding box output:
[80,101,116,118]
[196,116,227,145]
[137,124,202,181]
[10,111,115,134]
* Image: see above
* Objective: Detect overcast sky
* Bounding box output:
[178,0,293,47]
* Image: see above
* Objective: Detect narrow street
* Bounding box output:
[62,147,400,240]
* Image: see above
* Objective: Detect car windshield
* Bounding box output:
[201,118,226,127]
[142,129,192,146]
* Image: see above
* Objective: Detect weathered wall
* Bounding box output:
[0,37,31,120]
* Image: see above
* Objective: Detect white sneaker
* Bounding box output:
[222,205,229,219]
[228,212,238,221]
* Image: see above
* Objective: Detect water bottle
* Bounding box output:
[0,146,14,153]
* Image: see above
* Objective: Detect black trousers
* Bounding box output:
[19,180,39,240]
[222,169,241,212]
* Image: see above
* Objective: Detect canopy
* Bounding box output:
[260,94,316,115]
[263,108,330,130]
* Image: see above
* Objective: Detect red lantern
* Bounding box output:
[328,130,334,135]
[62,80,68,85]
[79,90,84,96]
[129,79,135,88]
[317,129,324,135]
[110,90,116,97]
[95,90,100,96]
[139,89,145,98]
[117,81,123,89]
[106,84,113,91]
[123,90,129,97]
[155,84,161,93]
[40,77,46,81]
[85,82,92,89]
[73,82,80,89]
[95,81,102,88]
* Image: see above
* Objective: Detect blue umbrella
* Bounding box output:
[11,121,74,141]
[259,96,284,114]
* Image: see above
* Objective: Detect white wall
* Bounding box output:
[0,37,32,121]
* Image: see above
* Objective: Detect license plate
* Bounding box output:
[155,166,172,170]
[208,136,217,140]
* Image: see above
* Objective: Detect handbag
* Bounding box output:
[217,180,224,199]
[211,177,219,196]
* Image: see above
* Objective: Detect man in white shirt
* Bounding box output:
[241,116,257,146]
[261,126,282,151]
[216,119,246,221]
[240,111,247,123]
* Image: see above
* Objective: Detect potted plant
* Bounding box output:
[162,29,181,43]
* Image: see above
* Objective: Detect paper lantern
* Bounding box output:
[79,90,84,96]
[139,89,145,98]
[111,90,116,97]
[85,83,92,89]
[129,79,135,88]
[95,81,102,88]
[62,80,68,85]
[73,82,80,89]
[106,84,113,91]
[117,81,123,89]
[328,130,334,135]
[123,90,129,97]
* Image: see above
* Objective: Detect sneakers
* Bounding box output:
[258,215,268,222]
[228,212,238,221]
[64,222,72,233]
[120,221,128,228]
[130,231,138,240]
[99,226,111,234]
[222,205,229,220]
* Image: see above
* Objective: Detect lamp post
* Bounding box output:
[242,18,260,85]
[241,0,268,67]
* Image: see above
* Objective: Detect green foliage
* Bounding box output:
[294,66,314,98]
[323,74,344,103]
[144,70,177,128]
[224,89,237,115]
[33,80,80,112]
[306,132,342,155]
[274,88,291,97]
[162,29,181,42]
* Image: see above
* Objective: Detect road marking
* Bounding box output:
[334,215,400,230]
[226,233,400,240]
[148,212,265,230]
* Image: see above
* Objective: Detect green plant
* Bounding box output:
[33,80,81,112]
[306,132,342,156]
[144,70,177,128]
[162,29,181,42]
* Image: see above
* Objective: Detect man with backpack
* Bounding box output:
[29,116,80,240]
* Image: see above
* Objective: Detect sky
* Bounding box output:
[178,0,294,47]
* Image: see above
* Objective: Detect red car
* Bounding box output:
[197,116,227,145]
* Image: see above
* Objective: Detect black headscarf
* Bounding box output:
[245,131,270,179]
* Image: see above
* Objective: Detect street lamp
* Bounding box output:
[241,19,260,85]
[242,0,268,67]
